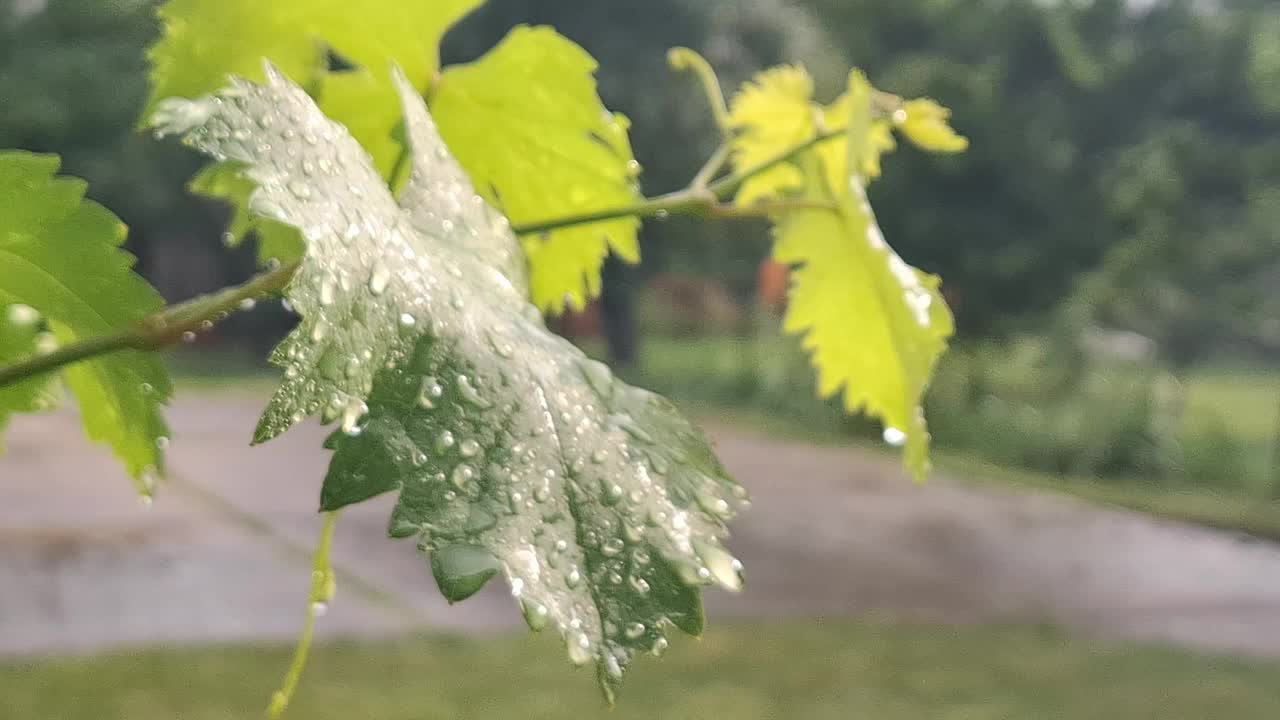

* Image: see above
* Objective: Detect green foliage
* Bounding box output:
[431,26,642,313]
[152,68,746,700]
[0,151,170,488]
[727,69,959,477]
[11,620,1280,720]
[147,0,641,314]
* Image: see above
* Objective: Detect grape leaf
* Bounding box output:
[152,67,746,701]
[727,71,957,477]
[149,5,640,312]
[431,26,643,313]
[188,163,304,265]
[0,152,171,488]
[147,0,484,259]
[727,66,901,206]
[728,66,900,205]
[726,65,816,206]
[897,98,969,153]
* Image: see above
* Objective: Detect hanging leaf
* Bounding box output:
[152,67,746,701]
[725,69,957,476]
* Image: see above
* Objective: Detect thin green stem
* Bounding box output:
[668,48,731,131]
[707,199,837,219]
[704,129,842,199]
[266,511,340,719]
[691,143,732,191]
[0,129,842,389]
[0,260,298,389]
[511,128,843,236]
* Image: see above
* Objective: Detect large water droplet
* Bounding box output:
[436,429,455,452]
[457,374,489,407]
[418,376,443,409]
[287,179,311,199]
[431,545,499,603]
[882,426,907,447]
[567,634,593,666]
[369,264,390,295]
[319,279,336,306]
[694,540,743,592]
[459,439,481,458]
[450,463,474,488]
[601,538,625,557]
[521,599,550,631]
[341,398,368,436]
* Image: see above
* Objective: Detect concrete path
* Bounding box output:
[4,395,1280,659]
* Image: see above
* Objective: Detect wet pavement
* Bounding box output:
[4,395,1280,659]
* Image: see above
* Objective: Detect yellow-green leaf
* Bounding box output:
[147,0,482,173]
[430,26,642,313]
[897,98,969,153]
[727,65,817,205]
[773,73,955,477]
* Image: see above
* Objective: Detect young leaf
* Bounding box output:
[152,67,746,701]
[0,152,171,488]
[726,65,817,206]
[726,70,957,477]
[431,26,643,313]
[728,67,898,206]
[896,98,969,153]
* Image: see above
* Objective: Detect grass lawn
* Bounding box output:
[5,620,1280,719]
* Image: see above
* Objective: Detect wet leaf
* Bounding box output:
[153,67,746,701]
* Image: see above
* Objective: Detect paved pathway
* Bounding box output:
[4,395,1280,659]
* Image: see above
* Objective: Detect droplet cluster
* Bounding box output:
[155,65,749,689]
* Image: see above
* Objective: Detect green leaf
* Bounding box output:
[148,6,640,310]
[0,152,171,488]
[430,26,643,313]
[188,163,304,265]
[146,0,482,120]
[152,68,746,701]
[148,0,484,264]
[725,69,957,477]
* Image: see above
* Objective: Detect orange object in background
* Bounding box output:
[757,258,790,312]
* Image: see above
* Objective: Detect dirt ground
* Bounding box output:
[4,395,1280,659]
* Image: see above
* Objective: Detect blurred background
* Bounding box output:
[4,0,1280,717]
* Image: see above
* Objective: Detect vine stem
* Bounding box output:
[0,260,299,388]
[510,127,843,235]
[0,129,842,389]
[266,511,339,719]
